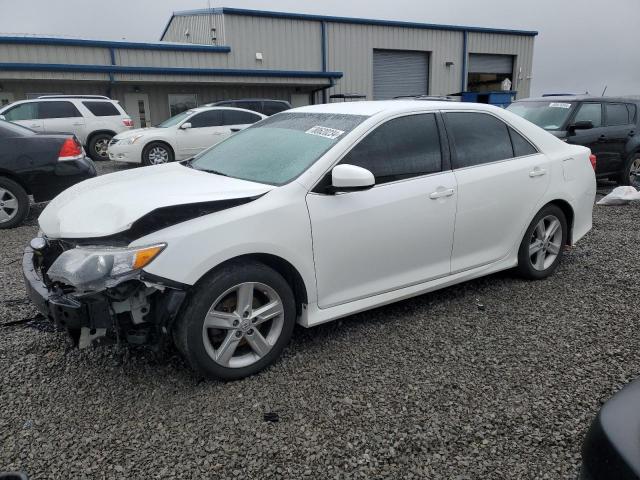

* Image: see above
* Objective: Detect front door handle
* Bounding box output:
[429,188,455,199]
[529,167,547,178]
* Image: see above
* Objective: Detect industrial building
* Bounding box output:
[0,7,537,127]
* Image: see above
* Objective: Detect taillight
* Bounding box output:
[589,154,597,171]
[58,137,83,161]
[122,118,133,128]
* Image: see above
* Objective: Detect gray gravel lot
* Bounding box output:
[1,162,639,479]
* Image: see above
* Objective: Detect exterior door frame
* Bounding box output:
[124,93,151,129]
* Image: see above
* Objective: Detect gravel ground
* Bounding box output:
[1,163,639,479]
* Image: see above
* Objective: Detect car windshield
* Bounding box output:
[156,110,194,128]
[507,101,576,130]
[189,112,369,185]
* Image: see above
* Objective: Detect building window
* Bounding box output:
[169,94,197,117]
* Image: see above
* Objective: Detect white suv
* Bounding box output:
[0,95,133,160]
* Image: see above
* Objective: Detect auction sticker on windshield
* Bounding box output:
[305,126,345,140]
[549,103,572,109]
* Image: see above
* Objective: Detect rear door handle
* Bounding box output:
[529,167,547,177]
[429,188,455,199]
[72,122,84,126]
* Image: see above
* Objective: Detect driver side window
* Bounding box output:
[573,103,602,127]
[189,111,223,128]
[340,113,443,184]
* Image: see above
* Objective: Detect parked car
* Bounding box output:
[206,99,291,116]
[0,119,96,229]
[0,95,133,162]
[580,378,640,479]
[23,101,595,379]
[508,96,640,184]
[107,107,266,166]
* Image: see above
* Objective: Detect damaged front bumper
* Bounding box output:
[23,244,187,348]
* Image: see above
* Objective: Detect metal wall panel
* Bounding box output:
[326,23,463,100]
[467,32,535,98]
[0,44,110,65]
[115,49,231,69]
[161,13,225,46]
[372,49,429,100]
[222,14,322,71]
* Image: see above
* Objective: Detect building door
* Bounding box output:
[467,54,514,92]
[124,93,151,128]
[372,49,429,100]
[0,92,14,107]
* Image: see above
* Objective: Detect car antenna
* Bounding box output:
[601,85,608,96]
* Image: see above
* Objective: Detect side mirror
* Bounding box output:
[329,164,375,193]
[0,115,5,121]
[180,122,192,130]
[568,120,594,132]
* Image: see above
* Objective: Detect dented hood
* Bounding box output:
[39,163,273,238]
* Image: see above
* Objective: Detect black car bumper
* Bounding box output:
[580,379,640,479]
[22,247,113,331]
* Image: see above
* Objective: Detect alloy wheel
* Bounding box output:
[629,157,640,185]
[94,138,109,159]
[0,188,19,224]
[528,215,563,271]
[202,282,285,369]
[148,146,169,164]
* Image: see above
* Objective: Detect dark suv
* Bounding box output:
[206,99,291,116]
[508,96,640,184]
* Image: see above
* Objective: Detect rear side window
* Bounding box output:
[2,103,37,121]
[222,110,262,125]
[83,101,120,116]
[340,113,442,184]
[606,103,630,126]
[573,103,602,127]
[235,101,262,113]
[189,110,223,128]
[39,101,81,119]
[509,128,538,157]
[445,112,513,168]
[263,101,290,116]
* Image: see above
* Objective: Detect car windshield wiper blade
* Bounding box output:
[199,168,229,177]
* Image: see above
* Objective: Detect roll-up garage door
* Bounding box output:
[373,50,429,100]
[468,54,513,74]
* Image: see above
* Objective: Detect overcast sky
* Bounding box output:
[0,0,637,97]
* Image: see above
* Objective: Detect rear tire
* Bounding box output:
[517,204,567,280]
[618,153,640,186]
[173,261,296,380]
[87,133,113,161]
[0,177,29,229]
[142,142,174,166]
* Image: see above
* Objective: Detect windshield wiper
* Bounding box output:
[199,168,229,177]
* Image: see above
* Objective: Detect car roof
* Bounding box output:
[188,106,266,115]
[292,100,504,116]
[516,95,640,104]
[215,99,290,103]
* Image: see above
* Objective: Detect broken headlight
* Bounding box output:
[47,244,166,291]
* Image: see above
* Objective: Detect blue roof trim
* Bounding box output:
[170,7,538,37]
[0,36,231,53]
[0,62,343,79]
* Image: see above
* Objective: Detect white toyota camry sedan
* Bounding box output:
[107,106,266,165]
[24,101,596,380]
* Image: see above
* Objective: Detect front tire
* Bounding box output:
[174,261,296,380]
[619,153,640,186]
[142,142,174,166]
[88,133,113,161]
[517,204,567,280]
[0,177,29,229]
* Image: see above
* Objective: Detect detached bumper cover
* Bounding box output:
[580,379,640,480]
[22,247,113,330]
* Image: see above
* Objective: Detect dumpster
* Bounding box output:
[460,91,516,108]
